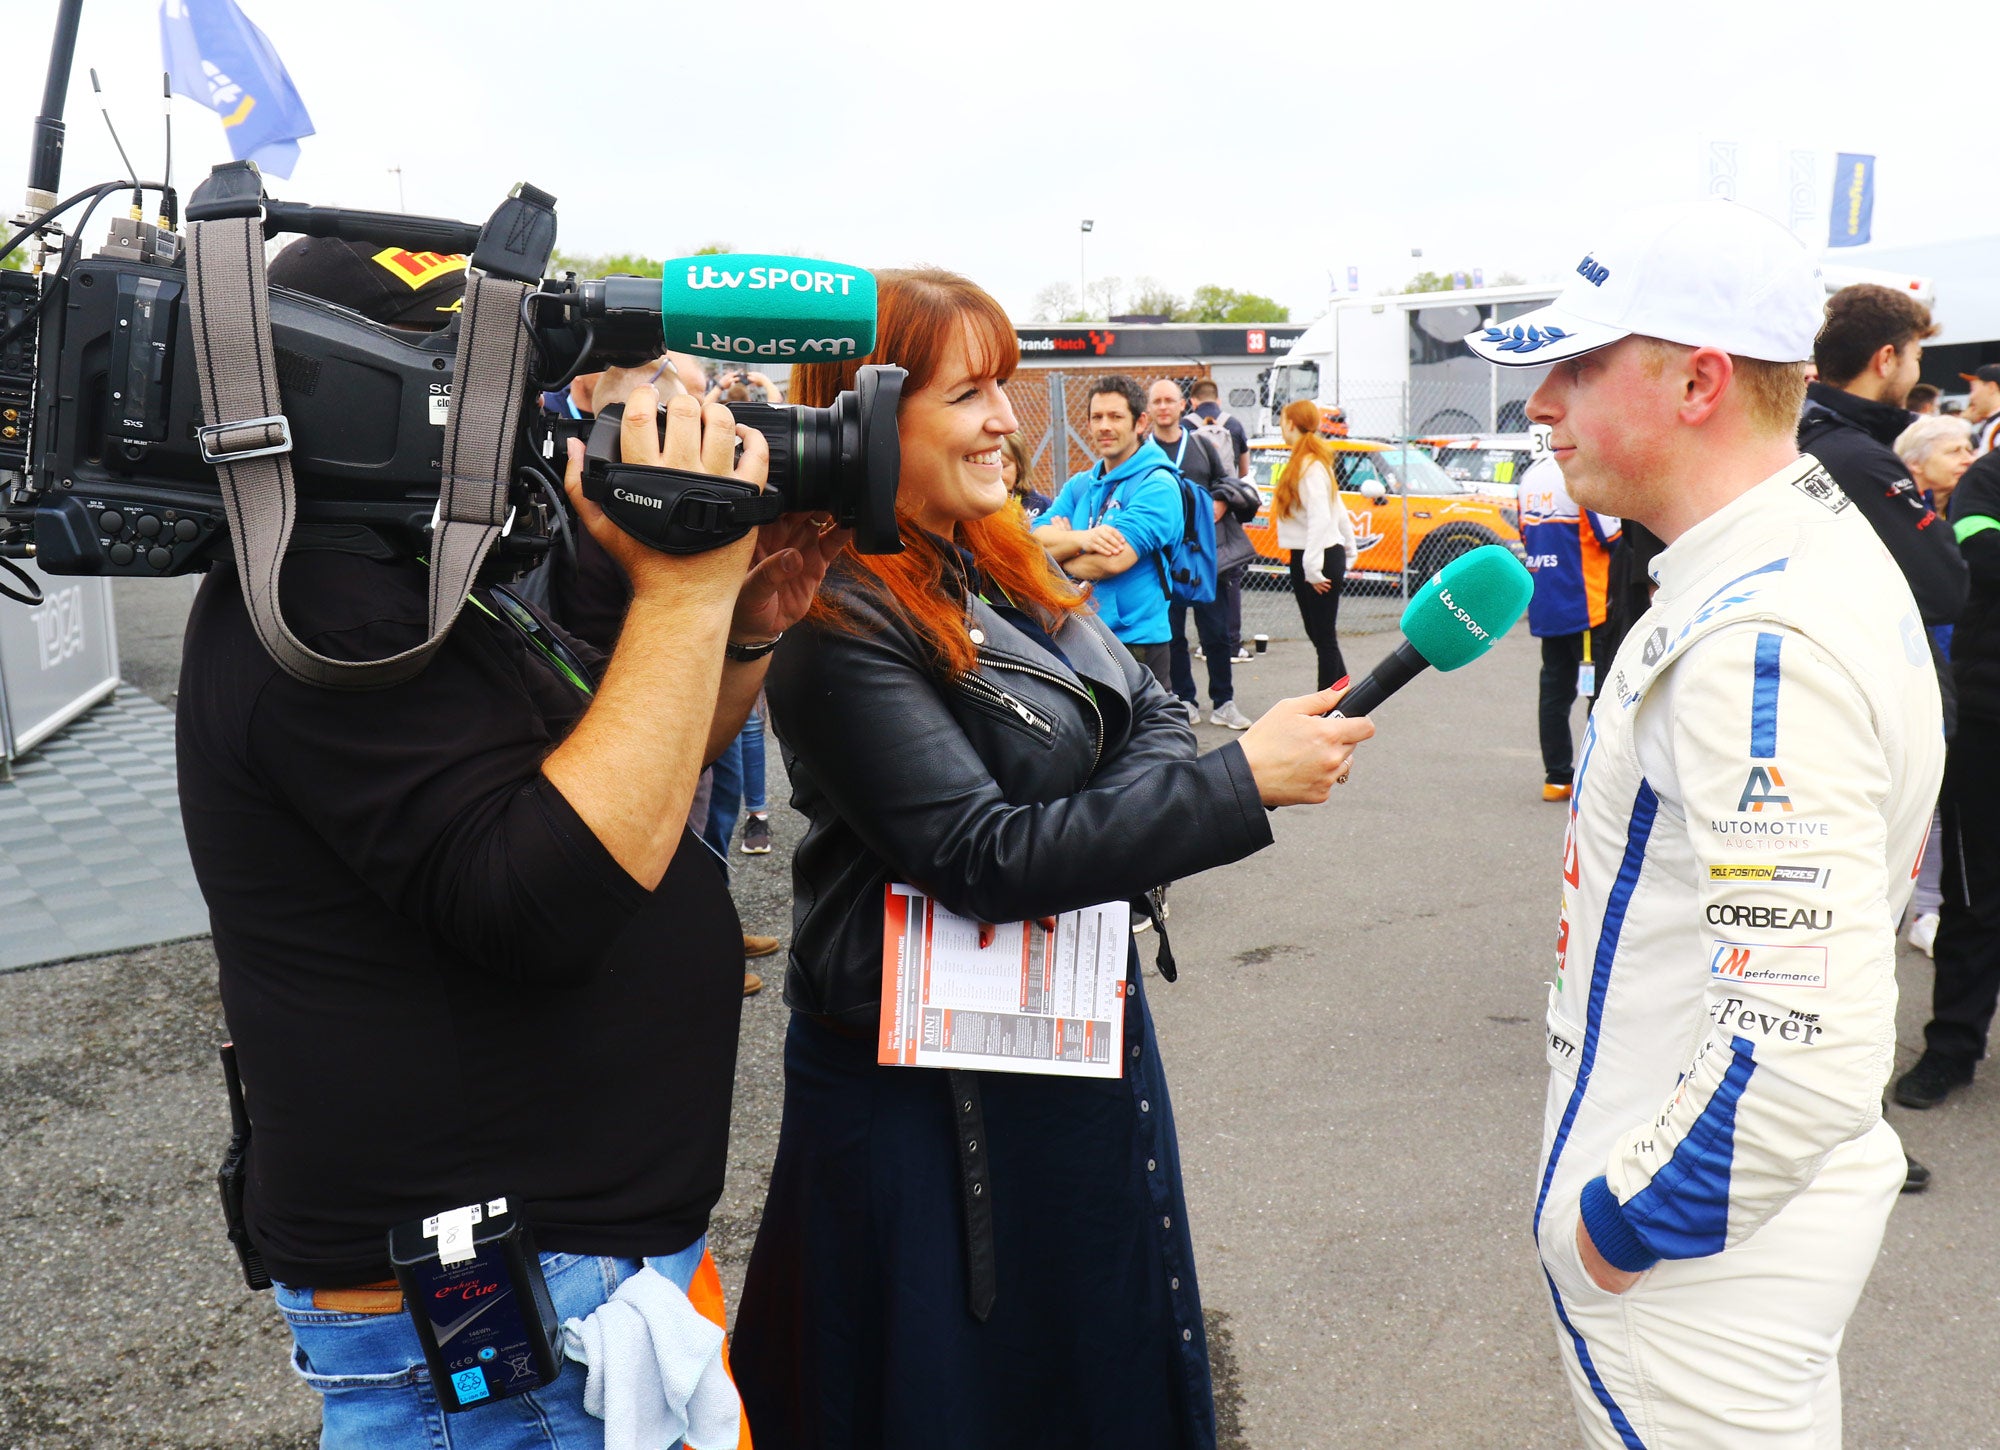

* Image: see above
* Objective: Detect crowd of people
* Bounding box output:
[173,201,1998,1450]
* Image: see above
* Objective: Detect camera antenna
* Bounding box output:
[88,68,142,214]
[160,70,176,228]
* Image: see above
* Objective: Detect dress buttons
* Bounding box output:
[1147,1158,1157,1172]
[109,543,134,566]
[1182,1328,1192,1342]
[173,518,198,541]
[1162,1215,1172,1229]
[1139,1100,1150,1113]
[146,546,172,570]
[99,510,123,534]
[1131,1045,1140,1059]
[1171,1276,1180,1290]
[135,514,162,537]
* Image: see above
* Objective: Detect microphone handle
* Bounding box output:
[1327,638,1432,718]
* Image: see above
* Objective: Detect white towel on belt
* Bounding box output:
[560,1265,740,1450]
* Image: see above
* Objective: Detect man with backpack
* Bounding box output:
[1149,379,1259,728]
[1188,378,1251,477]
[1188,379,1259,659]
[1035,375,1192,691]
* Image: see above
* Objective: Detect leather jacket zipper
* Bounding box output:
[957,673,1056,740]
[984,656,1104,771]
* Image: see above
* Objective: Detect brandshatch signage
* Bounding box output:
[1014,325,1308,361]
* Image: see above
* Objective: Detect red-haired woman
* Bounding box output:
[1275,398,1360,689]
[732,269,1373,1449]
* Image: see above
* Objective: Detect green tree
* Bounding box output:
[1185,284,1289,323]
[1400,269,1521,294]
[1126,277,1183,320]
[549,244,731,278]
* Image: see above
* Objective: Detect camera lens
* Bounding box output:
[724,366,903,552]
[582,365,905,555]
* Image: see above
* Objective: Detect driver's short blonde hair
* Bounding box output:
[1635,337,1808,437]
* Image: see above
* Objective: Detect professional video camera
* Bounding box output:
[1,0,901,686]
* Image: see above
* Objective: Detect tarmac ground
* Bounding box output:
[1,577,1994,1448]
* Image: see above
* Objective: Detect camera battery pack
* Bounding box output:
[388,1198,561,1412]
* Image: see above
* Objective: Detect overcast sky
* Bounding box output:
[6,0,1992,326]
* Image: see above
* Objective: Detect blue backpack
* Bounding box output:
[1153,446,1219,606]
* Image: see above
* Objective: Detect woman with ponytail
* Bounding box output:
[732,269,1373,1449]
[1275,398,1359,688]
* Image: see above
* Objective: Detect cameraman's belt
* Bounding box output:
[183,166,533,690]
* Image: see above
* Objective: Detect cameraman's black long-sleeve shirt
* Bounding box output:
[177,552,741,1287]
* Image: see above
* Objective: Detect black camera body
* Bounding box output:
[0,168,902,608]
[25,253,494,577]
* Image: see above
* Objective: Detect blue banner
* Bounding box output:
[160,0,314,179]
[1828,153,1875,248]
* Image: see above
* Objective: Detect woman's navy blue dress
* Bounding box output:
[734,591,1217,1449]
[733,961,1213,1450]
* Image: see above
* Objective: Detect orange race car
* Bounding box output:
[1243,438,1523,593]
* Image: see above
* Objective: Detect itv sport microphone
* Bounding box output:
[577,254,878,363]
[1330,544,1534,718]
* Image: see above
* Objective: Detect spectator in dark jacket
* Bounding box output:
[1798,284,1967,734]
[1896,448,2000,1110]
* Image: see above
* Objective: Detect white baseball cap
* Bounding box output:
[1464,198,1824,368]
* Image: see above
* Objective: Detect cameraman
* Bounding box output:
[178,350,841,1443]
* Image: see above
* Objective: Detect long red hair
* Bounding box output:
[1274,398,1337,521]
[795,268,1085,677]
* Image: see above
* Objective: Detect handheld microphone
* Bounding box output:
[578,254,877,365]
[1331,544,1534,717]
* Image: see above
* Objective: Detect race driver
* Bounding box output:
[1468,198,1943,1448]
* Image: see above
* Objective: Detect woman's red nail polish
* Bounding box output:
[1333,676,1351,690]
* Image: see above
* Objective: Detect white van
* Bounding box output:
[1262,265,1935,440]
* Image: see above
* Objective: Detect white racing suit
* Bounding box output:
[1537,458,1943,1448]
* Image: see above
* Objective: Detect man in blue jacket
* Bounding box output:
[1034,375,1185,690]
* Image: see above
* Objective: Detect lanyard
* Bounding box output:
[417,553,596,697]
[473,586,595,697]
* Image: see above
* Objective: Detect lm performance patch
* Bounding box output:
[1709,939,1828,990]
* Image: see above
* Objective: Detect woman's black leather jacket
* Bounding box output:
[766,559,1274,1032]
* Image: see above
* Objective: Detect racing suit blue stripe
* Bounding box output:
[1604,1037,1759,1262]
[1750,633,1783,759]
[1533,779,1661,1239]
[1545,1271,1649,1449]
[1694,557,1788,614]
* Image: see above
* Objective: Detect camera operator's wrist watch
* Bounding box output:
[726,632,783,662]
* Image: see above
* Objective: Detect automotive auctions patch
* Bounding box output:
[1709,939,1828,989]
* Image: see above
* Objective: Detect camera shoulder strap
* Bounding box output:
[184,215,530,689]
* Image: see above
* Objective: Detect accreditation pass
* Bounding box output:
[878,884,1129,1078]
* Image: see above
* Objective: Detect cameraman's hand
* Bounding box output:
[588,357,687,415]
[561,385,769,603]
[1238,682,1375,807]
[733,514,851,643]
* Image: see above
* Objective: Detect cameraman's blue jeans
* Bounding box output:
[274,1238,708,1450]
[1169,595,1234,707]
[702,708,768,859]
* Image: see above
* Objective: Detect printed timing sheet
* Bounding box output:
[878,884,1128,1078]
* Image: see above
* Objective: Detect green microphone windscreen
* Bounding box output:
[1398,544,1535,671]
[657,255,877,363]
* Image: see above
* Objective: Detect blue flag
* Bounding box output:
[160,0,314,179]
[1828,153,1875,248]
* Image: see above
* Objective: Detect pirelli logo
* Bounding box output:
[371,247,468,290]
[1709,863,1829,887]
